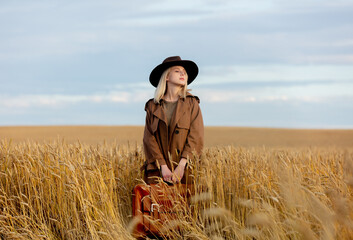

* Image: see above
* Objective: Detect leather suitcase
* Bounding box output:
[131,183,190,238]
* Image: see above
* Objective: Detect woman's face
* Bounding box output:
[166,66,188,87]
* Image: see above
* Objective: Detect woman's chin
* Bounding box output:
[179,80,186,86]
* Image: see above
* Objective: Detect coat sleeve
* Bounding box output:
[181,98,204,160]
[143,101,167,169]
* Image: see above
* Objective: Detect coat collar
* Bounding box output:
[152,94,191,127]
[152,104,167,124]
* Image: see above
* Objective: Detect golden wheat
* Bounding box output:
[2,126,353,148]
[0,139,352,239]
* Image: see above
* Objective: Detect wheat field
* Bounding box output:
[0,126,352,239]
[1,126,353,147]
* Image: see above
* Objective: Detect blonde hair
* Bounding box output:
[154,67,189,103]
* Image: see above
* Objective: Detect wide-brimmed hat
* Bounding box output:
[149,56,198,87]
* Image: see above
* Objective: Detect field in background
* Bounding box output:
[0,126,353,239]
[1,126,353,147]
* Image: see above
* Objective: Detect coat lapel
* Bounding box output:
[152,103,169,163]
[152,103,167,124]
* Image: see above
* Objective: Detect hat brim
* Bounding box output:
[149,60,198,87]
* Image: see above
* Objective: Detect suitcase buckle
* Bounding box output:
[151,203,159,212]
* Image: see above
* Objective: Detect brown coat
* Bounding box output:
[142,93,204,184]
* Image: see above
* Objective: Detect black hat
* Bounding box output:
[149,56,199,87]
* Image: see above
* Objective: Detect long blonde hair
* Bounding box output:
[154,67,189,103]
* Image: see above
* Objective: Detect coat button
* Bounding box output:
[175,130,179,134]
[177,149,180,154]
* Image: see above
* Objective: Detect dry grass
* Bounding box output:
[1,126,353,147]
[0,127,353,239]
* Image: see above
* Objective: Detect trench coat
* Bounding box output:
[142,93,204,184]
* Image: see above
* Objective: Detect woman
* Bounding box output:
[143,56,204,184]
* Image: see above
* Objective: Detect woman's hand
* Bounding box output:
[172,158,187,183]
[160,165,173,183]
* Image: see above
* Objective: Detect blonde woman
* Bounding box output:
[142,56,204,184]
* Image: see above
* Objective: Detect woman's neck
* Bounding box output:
[164,85,181,102]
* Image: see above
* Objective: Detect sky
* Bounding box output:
[1,0,353,128]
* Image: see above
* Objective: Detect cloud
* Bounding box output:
[1,0,353,127]
[196,88,324,103]
[0,88,325,109]
[198,64,353,85]
[295,55,353,64]
[0,74,156,109]
[0,92,133,108]
[2,0,352,64]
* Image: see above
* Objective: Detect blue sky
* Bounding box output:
[1,0,353,128]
